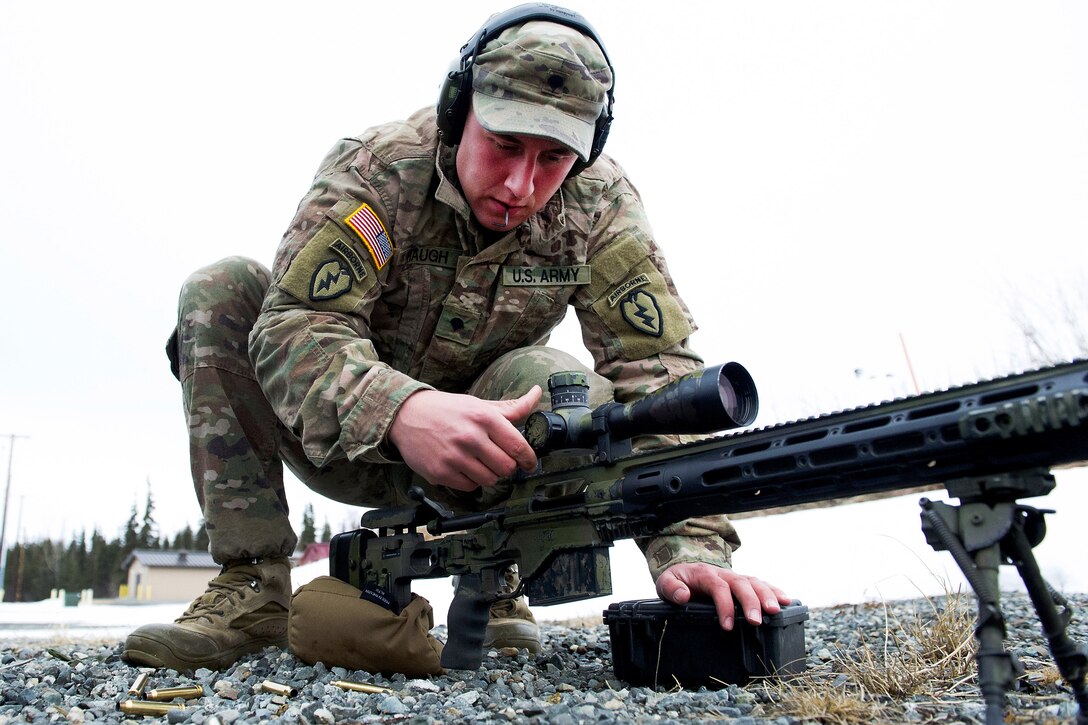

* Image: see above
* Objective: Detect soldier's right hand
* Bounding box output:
[387,387,541,491]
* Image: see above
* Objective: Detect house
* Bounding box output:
[121,549,219,602]
[298,542,330,566]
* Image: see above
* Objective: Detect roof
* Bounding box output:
[298,542,330,566]
[121,549,218,570]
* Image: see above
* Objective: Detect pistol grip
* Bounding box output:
[440,573,492,670]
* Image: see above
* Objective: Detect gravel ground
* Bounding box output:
[1,591,1085,724]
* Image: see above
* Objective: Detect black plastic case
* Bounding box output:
[603,598,809,688]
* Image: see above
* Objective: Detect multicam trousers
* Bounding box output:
[169,256,613,563]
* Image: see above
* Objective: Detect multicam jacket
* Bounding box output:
[249,107,741,579]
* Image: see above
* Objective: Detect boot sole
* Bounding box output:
[123,632,288,672]
[486,636,543,653]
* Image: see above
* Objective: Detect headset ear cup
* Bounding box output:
[436,59,472,145]
[594,110,613,158]
[568,107,613,178]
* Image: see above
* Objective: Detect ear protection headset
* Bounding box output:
[435,2,615,177]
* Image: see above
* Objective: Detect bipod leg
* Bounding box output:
[1004,509,1088,724]
[920,498,1021,725]
[969,545,1020,725]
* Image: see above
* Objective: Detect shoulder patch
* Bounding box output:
[309,259,352,300]
[590,260,693,359]
[278,221,376,312]
[607,274,651,306]
[329,237,369,280]
[344,203,394,270]
[619,290,663,337]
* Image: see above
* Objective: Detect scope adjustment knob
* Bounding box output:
[547,371,589,409]
[523,410,568,452]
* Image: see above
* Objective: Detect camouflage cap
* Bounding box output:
[471,20,612,161]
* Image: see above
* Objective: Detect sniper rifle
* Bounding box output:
[331,359,1088,724]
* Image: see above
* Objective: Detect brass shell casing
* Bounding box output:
[118,700,186,715]
[146,685,204,701]
[332,680,392,694]
[127,671,151,697]
[259,679,299,697]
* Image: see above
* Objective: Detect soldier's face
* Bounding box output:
[456,111,578,232]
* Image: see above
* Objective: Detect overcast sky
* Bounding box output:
[1,1,1085,606]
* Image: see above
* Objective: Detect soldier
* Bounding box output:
[123,3,790,672]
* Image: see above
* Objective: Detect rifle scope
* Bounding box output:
[523,362,758,455]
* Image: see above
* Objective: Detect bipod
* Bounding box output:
[920,467,1088,725]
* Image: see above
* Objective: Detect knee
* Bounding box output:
[179,256,272,313]
[174,257,272,362]
[470,346,614,406]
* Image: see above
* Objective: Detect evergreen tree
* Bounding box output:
[138,480,158,549]
[122,502,140,555]
[320,520,332,543]
[8,543,28,602]
[1,544,18,601]
[194,522,210,552]
[18,539,59,602]
[300,504,317,547]
[90,528,124,599]
[172,525,195,550]
[60,531,91,592]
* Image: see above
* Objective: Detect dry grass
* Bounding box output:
[1025,662,1064,689]
[837,587,976,699]
[761,585,979,724]
[761,675,891,724]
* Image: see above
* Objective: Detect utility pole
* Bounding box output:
[13,496,25,602]
[0,434,29,598]
[899,332,921,394]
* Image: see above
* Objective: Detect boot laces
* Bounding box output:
[490,597,518,618]
[177,573,260,625]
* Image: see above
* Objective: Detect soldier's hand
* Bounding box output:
[656,562,791,631]
[388,387,541,491]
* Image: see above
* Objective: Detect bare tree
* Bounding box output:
[1008,273,1088,366]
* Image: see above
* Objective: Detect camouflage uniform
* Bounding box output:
[173,104,741,582]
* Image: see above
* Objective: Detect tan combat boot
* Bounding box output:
[122,557,291,671]
[483,565,542,653]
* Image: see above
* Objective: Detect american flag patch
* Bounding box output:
[343,203,393,270]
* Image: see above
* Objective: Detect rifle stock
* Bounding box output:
[331,359,1088,682]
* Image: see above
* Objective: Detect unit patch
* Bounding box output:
[501,265,591,286]
[588,249,692,358]
[330,238,369,281]
[344,203,394,270]
[619,290,663,337]
[607,273,651,307]
[278,219,376,312]
[310,259,352,300]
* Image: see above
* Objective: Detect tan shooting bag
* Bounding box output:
[288,576,444,676]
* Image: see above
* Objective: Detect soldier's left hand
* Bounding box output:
[656,562,791,631]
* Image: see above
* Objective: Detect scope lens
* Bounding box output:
[718,363,758,426]
[719,376,739,419]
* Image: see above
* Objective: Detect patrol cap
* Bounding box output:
[471,20,613,162]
